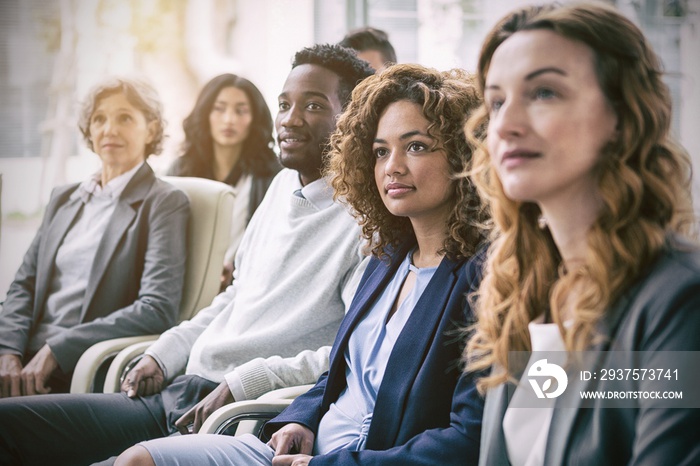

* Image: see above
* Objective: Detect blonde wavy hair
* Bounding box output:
[327,63,486,259]
[463,3,695,391]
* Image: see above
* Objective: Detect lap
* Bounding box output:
[143,433,274,466]
[0,391,166,465]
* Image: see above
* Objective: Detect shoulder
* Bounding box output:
[612,239,700,351]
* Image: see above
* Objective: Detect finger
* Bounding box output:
[273,434,293,456]
[144,377,154,396]
[22,373,36,396]
[35,375,51,395]
[299,437,313,455]
[271,454,296,466]
[174,408,195,435]
[0,375,8,397]
[10,375,20,397]
[192,407,204,434]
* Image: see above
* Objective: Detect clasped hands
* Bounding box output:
[0,344,59,397]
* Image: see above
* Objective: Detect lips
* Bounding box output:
[278,132,309,150]
[221,129,237,137]
[500,149,541,167]
[385,182,414,197]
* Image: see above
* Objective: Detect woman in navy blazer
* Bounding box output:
[0,77,189,396]
[117,64,487,466]
[463,3,700,465]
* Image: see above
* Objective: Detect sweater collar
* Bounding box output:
[296,175,334,210]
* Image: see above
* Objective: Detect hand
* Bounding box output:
[272,454,312,466]
[174,381,234,434]
[20,344,58,396]
[0,354,23,397]
[220,262,234,292]
[121,355,165,398]
[269,423,315,458]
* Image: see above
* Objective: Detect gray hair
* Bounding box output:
[78,76,166,156]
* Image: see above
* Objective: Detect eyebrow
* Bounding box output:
[277,91,331,102]
[485,66,567,91]
[374,130,428,143]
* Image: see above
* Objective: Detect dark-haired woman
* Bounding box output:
[169,74,280,284]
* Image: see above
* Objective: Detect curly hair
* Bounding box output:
[78,76,165,157]
[292,44,375,108]
[463,3,695,391]
[169,74,277,180]
[327,63,487,260]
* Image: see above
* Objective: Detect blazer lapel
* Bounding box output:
[324,243,413,404]
[81,164,154,319]
[34,195,83,316]
[544,292,632,466]
[367,255,461,449]
[479,382,512,466]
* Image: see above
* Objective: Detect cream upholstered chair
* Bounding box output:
[70,176,235,393]
[199,384,314,436]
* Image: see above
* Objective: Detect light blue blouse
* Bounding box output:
[314,250,438,454]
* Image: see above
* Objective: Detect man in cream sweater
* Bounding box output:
[0,44,374,466]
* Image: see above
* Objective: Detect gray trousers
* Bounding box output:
[0,374,217,466]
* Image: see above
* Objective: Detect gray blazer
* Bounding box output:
[479,238,700,466]
[0,163,189,373]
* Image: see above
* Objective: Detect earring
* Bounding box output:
[537,214,547,230]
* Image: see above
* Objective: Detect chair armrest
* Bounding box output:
[101,339,158,393]
[70,335,158,394]
[199,399,294,435]
[257,384,314,401]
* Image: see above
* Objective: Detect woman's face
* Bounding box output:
[484,29,618,208]
[209,86,253,150]
[373,100,454,224]
[89,92,156,172]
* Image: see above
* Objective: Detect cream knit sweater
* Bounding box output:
[146,169,365,400]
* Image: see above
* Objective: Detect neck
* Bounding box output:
[410,216,448,268]
[539,191,602,269]
[213,143,243,182]
[101,161,140,186]
[299,169,322,187]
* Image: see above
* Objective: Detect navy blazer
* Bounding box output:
[265,242,485,465]
[479,238,700,466]
[0,163,189,373]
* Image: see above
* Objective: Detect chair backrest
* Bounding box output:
[162,176,235,321]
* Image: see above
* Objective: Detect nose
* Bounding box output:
[384,150,406,176]
[103,117,118,135]
[223,109,236,123]
[278,104,303,128]
[491,98,527,139]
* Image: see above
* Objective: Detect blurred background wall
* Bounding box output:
[1,0,698,294]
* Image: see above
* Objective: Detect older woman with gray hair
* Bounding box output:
[0,76,189,396]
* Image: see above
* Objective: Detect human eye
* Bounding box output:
[212,104,226,113]
[236,106,251,116]
[91,113,105,124]
[486,97,503,115]
[532,87,557,101]
[306,102,323,111]
[373,146,389,158]
[278,101,290,111]
[118,113,133,123]
[407,141,427,153]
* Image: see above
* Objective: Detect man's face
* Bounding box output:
[276,64,344,186]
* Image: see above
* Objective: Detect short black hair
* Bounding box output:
[292,43,375,107]
[339,27,397,64]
